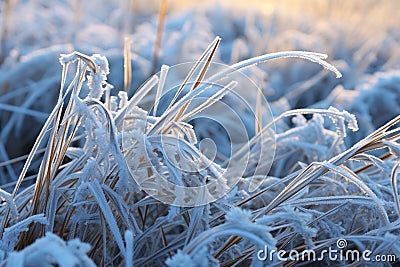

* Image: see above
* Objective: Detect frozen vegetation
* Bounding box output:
[0,0,400,266]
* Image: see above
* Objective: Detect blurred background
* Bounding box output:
[0,0,399,184]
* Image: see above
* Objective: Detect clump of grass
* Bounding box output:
[0,38,400,267]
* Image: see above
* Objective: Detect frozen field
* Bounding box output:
[0,0,400,266]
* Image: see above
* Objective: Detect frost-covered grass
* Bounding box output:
[0,40,399,267]
[1,0,400,266]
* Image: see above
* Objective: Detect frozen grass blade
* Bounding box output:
[255,86,262,134]
[172,37,221,123]
[87,181,126,258]
[153,64,169,116]
[124,37,132,92]
[391,163,400,218]
[165,36,221,112]
[114,75,158,126]
[152,0,167,73]
[125,230,134,267]
[228,51,342,78]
